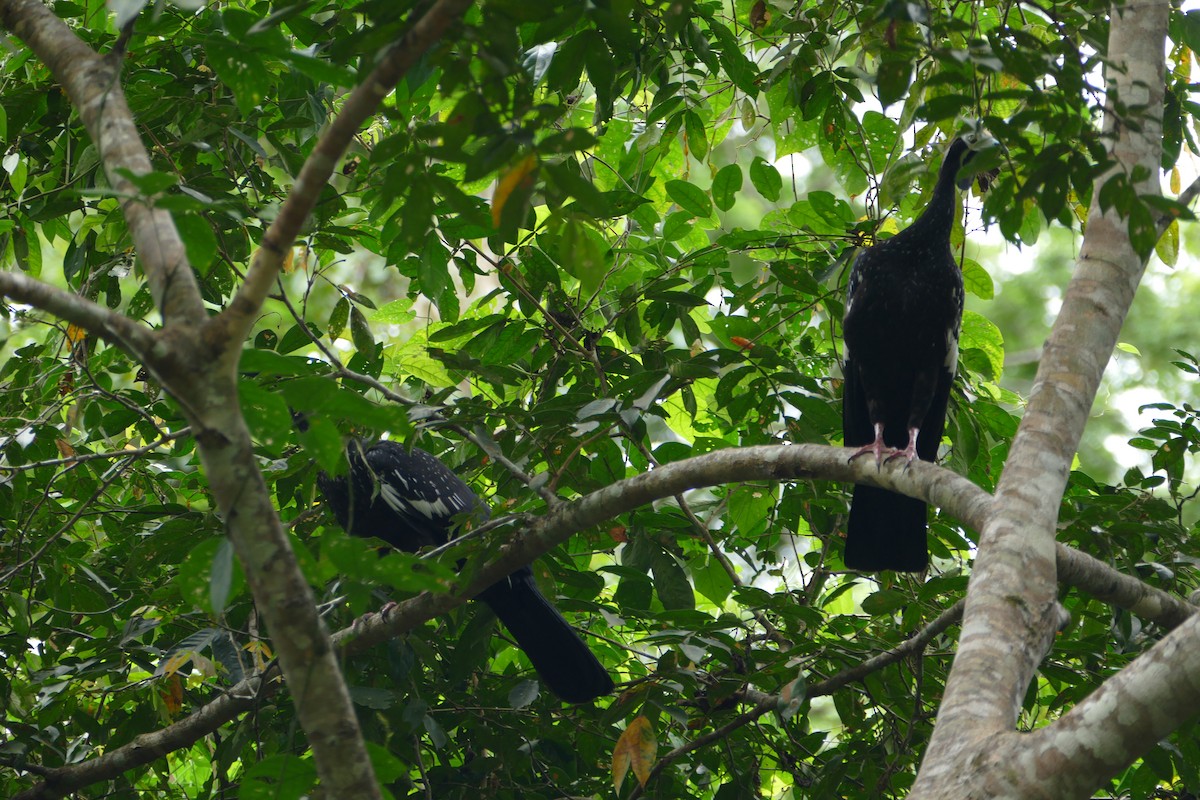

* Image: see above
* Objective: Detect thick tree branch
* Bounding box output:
[0,0,203,326]
[343,444,975,649]
[1011,610,1200,797]
[1056,543,1195,631]
[220,0,475,345]
[916,1,1169,796]
[0,270,159,358]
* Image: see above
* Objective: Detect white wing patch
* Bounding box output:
[945,283,963,371]
[379,472,468,522]
[945,326,959,371]
[407,495,454,520]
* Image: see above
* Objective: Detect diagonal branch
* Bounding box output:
[917,0,1170,793]
[0,0,203,327]
[1015,609,1200,796]
[0,270,159,358]
[628,599,967,800]
[220,0,475,345]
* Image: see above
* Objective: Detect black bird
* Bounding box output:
[317,438,615,703]
[841,137,981,572]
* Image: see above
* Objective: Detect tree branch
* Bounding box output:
[628,599,967,799]
[1056,543,1195,631]
[1012,610,1200,797]
[0,271,159,359]
[916,0,1170,794]
[220,0,475,345]
[0,0,204,326]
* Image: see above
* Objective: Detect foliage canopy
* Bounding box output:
[2,0,1200,798]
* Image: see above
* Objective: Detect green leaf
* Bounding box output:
[368,298,416,325]
[861,588,909,615]
[296,413,346,474]
[177,539,245,616]
[210,537,235,615]
[665,179,713,218]
[861,110,899,169]
[323,534,457,594]
[1156,218,1179,267]
[328,296,349,340]
[112,168,179,195]
[1116,342,1141,356]
[281,379,410,436]
[959,310,1005,380]
[728,484,774,536]
[961,258,994,299]
[559,218,607,297]
[205,41,268,116]
[712,164,743,212]
[508,679,540,709]
[16,220,40,277]
[176,213,217,275]
[349,306,376,360]
[238,380,293,456]
[685,110,708,160]
[419,236,451,299]
[651,549,695,611]
[876,58,912,107]
[241,755,317,800]
[749,156,782,202]
[692,555,735,606]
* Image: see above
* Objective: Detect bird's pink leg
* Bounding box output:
[884,426,920,466]
[848,422,896,466]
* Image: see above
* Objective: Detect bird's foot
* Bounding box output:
[848,439,894,467]
[883,443,918,467]
[848,422,895,467]
[883,427,920,468]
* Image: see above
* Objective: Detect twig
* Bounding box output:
[0,452,140,586]
[1,428,190,472]
[629,599,965,798]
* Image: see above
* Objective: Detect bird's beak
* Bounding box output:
[957,135,1003,191]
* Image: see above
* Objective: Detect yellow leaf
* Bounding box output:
[293,245,310,273]
[1156,218,1179,268]
[159,674,184,716]
[1171,166,1181,195]
[245,640,273,671]
[158,650,193,678]
[613,715,657,792]
[492,154,538,228]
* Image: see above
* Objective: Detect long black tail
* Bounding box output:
[844,485,928,572]
[477,568,614,703]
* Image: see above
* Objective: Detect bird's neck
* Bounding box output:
[902,170,960,243]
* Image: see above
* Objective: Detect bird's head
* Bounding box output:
[948,129,1002,191]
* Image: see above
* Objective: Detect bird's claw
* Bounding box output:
[848,440,895,469]
[883,444,918,468]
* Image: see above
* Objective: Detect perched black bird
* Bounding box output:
[317,439,614,703]
[841,137,981,572]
